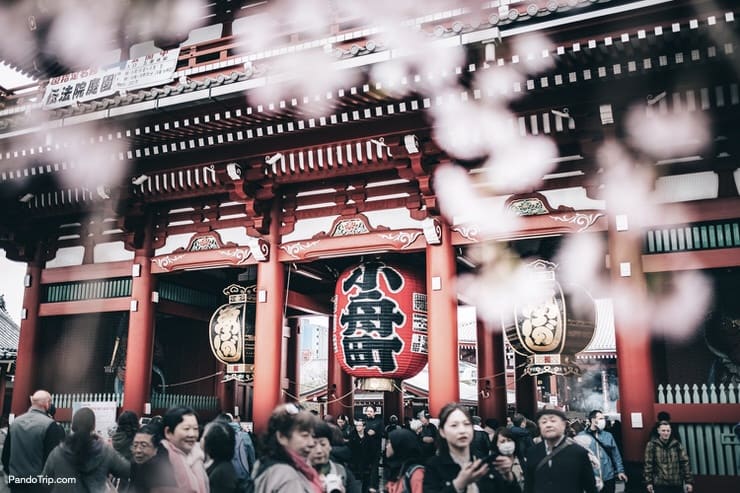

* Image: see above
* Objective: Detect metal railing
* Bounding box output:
[51,392,219,411]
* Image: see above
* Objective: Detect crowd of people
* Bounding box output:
[0,390,701,493]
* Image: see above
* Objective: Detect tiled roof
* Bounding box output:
[577,298,616,358]
[0,297,19,361]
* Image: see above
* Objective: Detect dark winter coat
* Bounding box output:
[42,437,130,493]
[523,439,597,493]
[422,447,521,493]
[128,446,178,493]
[207,459,240,493]
[348,431,378,474]
[112,429,136,462]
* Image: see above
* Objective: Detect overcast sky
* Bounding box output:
[0,251,27,324]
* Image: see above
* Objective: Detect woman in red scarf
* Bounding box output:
[253,403,322,493]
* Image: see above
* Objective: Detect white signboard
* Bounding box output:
[42,48,181,109]
[72,401,118,439]
[118,48,180,91]
[42,66,120,109]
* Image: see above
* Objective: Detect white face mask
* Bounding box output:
[498,441,516,456]
[595,419,606,431]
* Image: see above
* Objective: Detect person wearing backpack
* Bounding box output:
[383,428,424,493]
[524,408,597,493]
[579,410,627,493]
[572,434,605,492]
[203,421,240,493]
[216,413,256,492]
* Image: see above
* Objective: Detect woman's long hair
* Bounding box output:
[66,407,97,468]
[261,404,317,466]
[385,428,423,482]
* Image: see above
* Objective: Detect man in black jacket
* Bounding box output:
[524,408,597,493]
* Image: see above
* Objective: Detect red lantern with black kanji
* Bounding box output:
[333,261,428,391]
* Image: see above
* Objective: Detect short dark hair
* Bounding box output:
[512,413,526,427]
[313,420,333,441]
[117,410,140,436]
[162,406,198,437]
[657,411,671,422]
[204,422,235,462]
[588,410,603,421]
[136,423,163,447]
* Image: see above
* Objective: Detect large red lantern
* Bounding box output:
[333,261,428,391]
[502,259,596,376]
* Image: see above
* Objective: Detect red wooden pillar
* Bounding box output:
[252,201,286,434]
[477,321,507,423]
[285,317,301,401]
[11,260,43,417]
[327,316,353,419]
[122,240,156,415]
[426,220,459,416]
[608,212,656,462]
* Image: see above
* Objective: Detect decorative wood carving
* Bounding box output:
[550,213,605,232]
[174,231,237,254]
[505,192,574,216]
[151,234,269,273]
[279,213,428,260]
[451,210,608,245]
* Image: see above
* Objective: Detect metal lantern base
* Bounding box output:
[524,354,582,376]
[357,377,396,392]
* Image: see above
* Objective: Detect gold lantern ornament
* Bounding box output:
[502,259,597,376]
[209,284,257,382]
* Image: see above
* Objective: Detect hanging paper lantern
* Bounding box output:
[334,261,428,391]
[208,284,257,381]
[502,259,596,376]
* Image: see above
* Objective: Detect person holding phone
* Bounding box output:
[422,403,520,493]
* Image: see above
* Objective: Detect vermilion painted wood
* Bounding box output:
[426,221,460,416]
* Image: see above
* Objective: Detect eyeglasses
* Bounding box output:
[131,442,153,450]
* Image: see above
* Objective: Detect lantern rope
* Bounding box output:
[157,371,224,388]
[281,388,355,407]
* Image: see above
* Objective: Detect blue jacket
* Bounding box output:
[577,429,624,481]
